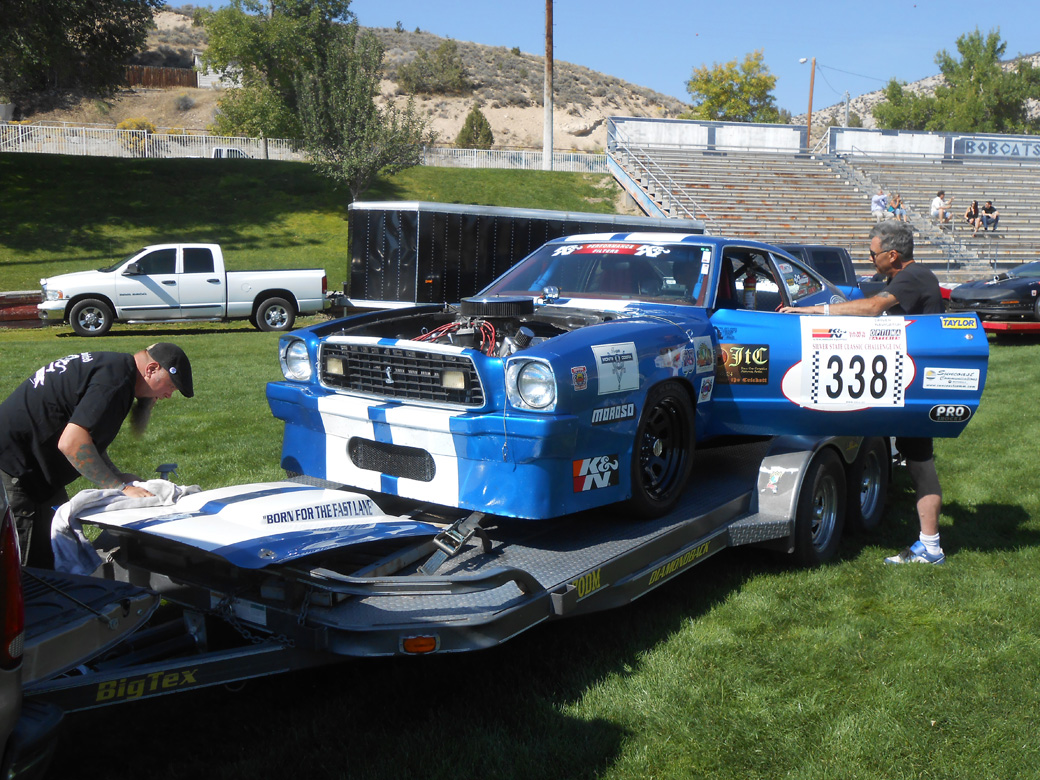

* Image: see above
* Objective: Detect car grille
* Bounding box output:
[348,438,436,481]
[320,341,485,407]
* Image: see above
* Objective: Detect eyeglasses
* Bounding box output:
[869,249,891,261]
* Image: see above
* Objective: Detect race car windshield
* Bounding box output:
[482,242,713,304]
[1009,261,1040,278]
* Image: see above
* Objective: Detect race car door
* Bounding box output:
[705,246,856,438]
[113,246,179,319]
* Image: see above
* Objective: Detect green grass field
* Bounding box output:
[3,153,1040,780]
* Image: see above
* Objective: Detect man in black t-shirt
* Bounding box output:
[0,343,193,567]
[781,221,947,564]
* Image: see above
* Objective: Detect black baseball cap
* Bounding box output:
[147,342,194,398]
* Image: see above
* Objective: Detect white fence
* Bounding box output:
[0,122,607,172]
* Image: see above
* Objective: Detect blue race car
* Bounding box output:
[267,233,988,521]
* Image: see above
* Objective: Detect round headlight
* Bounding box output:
[280,339,312,381]
[517,362,556,408]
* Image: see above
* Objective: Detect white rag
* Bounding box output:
[50,479,202,575]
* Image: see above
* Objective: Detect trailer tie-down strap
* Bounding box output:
[419,511,489,575]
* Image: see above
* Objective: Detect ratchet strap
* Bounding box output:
[419,511,489,575]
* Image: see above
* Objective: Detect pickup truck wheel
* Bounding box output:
[846,437,889,533]
[256,297,296,332]
[69,298,114,337]
[625,382,694,519]
[793,449,846,566]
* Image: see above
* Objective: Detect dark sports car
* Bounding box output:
[948,261,1040,320]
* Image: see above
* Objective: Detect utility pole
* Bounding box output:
[844,91,850,127]
[543,0,553,171]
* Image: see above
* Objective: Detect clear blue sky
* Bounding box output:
[343,0,1040,114]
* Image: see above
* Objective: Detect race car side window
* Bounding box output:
[772,255,825,304]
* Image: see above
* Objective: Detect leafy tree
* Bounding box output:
[295,22,434,202]
[0,0,163,97]
[397,39,469,95]
[196,0,354,139]
[683,50,780,123]
[455,104,494,149]
[873,28,1040,133]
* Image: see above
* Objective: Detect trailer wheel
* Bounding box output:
[846,437,889,532]
[1033,297,1040,321]
[255,297,296,332]
[793,449,846,566]
[69,298,114,337]
[625,382,695,519]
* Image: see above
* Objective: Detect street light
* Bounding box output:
[799,57,815,149]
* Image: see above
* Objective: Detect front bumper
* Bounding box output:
[948,300,1034,318]
[267,381,618,520]
[35,302,66,322]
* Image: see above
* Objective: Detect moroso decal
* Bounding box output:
[573,455,620,492]
[717,344,769,385]
[941,316,977,329]
[96,669,199,702]
[591,403,635,425]
[592,342,638,395]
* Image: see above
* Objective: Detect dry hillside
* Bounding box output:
[23,10,686,152]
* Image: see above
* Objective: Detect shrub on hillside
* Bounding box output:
[397,40,470,96]
[455,104,494,149]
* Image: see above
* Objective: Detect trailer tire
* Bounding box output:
[625,381,695,520]
[69,298,114,337]
[255,297,296,332]
[846,437,889,532]
[793,449,846,566]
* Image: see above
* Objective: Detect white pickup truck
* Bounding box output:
[38,243,330,336]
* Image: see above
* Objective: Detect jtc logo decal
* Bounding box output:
[573,455,619,492]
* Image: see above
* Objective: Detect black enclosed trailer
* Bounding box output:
[344,201,704,309]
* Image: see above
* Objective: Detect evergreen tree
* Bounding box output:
[455,104,494,149]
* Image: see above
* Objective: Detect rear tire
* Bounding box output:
[69,298,114,337]
[255,297,296,332]
[846,437,889,532]
[625,381,695,519]
[792,449,846,566]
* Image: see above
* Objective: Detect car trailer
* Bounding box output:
[24,435,888,714]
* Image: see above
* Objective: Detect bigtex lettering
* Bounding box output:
[264,498,375,524]
[96,669,198,702]
[573,455,619,492]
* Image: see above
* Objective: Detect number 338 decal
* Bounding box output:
[782,317,916,411]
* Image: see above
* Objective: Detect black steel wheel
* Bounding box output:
[792,448,846,566]
[846,437,889,532]
[625,381,695,519]
[69,298,114,337]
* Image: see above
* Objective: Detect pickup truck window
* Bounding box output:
[138,248,176,275]
[810,249,850,286]
[183,247,215,274]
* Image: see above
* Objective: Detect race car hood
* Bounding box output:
[80,481,445,569]
[950,277,1031,299]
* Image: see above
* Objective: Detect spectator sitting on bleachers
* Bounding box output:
[930,190,953,224]
[889,193,907,222]
[964,200,982,236]
[871,189,889,222]
[981,200,1000,232]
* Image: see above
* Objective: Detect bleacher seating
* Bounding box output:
[611,145,1040,280]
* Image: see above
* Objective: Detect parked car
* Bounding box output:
[947,260,1040,320]
[0,483,157,778]
[267,233,988,521]
[38,243,330,336]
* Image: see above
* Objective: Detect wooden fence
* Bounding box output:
[124,65,198,89]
